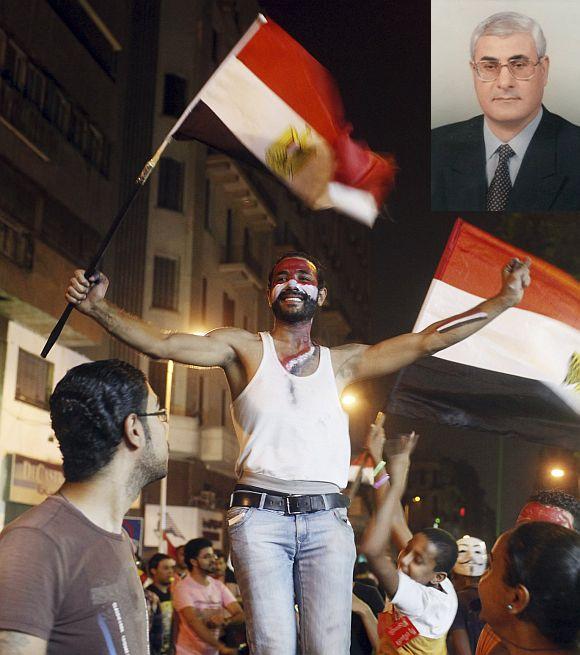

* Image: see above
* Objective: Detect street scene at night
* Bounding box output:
[0,1,578,654]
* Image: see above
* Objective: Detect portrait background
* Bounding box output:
[431,0,580,128]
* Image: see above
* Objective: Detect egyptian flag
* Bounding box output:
[171,15,395,226]
[388,220,580,450]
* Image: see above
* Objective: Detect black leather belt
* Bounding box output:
[230,490,350,515]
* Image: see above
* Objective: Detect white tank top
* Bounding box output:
[231,332,351,489]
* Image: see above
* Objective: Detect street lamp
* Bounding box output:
[341,393,357,408]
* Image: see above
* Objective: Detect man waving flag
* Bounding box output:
[174,16,396,226]
[388,220,580,449]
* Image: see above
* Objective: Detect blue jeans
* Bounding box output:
[227,505,356,655]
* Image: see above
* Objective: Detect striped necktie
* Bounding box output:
[486,144,515,211]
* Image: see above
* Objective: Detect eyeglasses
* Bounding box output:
[136,408,168,423]
[472,57,544,81]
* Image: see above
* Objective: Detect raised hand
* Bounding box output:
[500,257,531,306]
[385,431,419,487]
[65,269,109,314]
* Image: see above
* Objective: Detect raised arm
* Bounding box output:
[66,270,238,367]
[360,432,418,598]
[336,258,531,385]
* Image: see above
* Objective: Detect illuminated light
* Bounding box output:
[341,394,357,407]
[435,517,441,524]
[412,496,421,503]
[550,468,565,479]
[459,507,466,517]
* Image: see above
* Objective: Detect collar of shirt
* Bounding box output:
[483,106,543,186]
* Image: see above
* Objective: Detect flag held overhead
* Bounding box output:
[175,16,396,226]
[388,219,580,449]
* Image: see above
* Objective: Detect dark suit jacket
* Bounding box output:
[431,107,580,211]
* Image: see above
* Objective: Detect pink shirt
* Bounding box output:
[173,575,236,655]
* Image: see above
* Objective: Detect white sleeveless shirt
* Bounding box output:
[231,332,351,489]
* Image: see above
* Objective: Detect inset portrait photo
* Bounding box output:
[431,1,580,213]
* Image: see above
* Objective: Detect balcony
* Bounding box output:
[200,425,238,477]
[0,212,34,270]
[219,240,263,290]
[0,76,55,161]
[166,414,202,460]
[206,154,276,230]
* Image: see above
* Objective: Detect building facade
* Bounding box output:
[0,0,373,531]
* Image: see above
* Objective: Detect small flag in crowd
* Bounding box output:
[174,16,396,226]
[388,219,580,449]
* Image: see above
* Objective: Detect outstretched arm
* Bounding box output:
[360,432,418,598]
[336,258,531,385]
[66,270,238,366]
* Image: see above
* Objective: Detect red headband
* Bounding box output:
[516,502,574,529]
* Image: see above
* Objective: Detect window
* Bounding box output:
[0,29,6,71]
[163,74,187,117]
[201,277,208,324]
[222,292,235,326]
[148,360,167,408]
[152,256,179,310]
[68,107,87,150]
[221,389,227,425]
[198,376,204,425]
[204,179,212,231]
[25,63,46,107]
[15,349,53,410]
[157,157,184,212]
[4,40,27,90]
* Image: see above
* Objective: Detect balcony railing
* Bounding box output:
[0,213,34,270]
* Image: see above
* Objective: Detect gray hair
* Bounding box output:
[470,11,547,60]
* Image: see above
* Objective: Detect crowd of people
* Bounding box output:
[138,463,580,655]
[0,253,577,655]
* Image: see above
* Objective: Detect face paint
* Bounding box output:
[269,257,319,304]
[281,345,316,373]
[516,502,574,529]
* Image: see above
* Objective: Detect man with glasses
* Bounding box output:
[0,359,169,654]
[432,11,580,212]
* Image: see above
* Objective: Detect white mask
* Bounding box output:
[454,536,488,577]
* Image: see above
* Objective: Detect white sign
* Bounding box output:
[144,504,224,549]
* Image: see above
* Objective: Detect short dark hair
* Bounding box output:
[50,359,148,482]
[268,251,326,289]
[184,538,213,571]
[528,489,580,531]
[505,522,580,648]
[419,527,459,574]
[148,553,172,575]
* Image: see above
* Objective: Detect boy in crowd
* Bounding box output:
[361,432,458,655]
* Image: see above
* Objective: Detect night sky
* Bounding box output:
[258,0,578,534]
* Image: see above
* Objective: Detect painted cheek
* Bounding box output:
[270,280,318,302]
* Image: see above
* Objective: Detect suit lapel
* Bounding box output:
[445,117,487,211]
[509,109,566,210]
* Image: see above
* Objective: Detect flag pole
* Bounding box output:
[40,14,267,359]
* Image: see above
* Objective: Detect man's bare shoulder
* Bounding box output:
[329,342,369,363]
[206,327,261,346]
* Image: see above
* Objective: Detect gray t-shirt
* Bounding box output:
[0,495,148,655]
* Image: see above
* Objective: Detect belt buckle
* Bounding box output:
[286,495,303,514]
[286,495,312,514]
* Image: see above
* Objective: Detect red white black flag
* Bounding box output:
[172,16,395,226]
[388,220,580,449]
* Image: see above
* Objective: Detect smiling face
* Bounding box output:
[268,257,323,324]
[472,32,548,132]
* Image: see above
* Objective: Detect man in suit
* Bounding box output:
[431,11,580,212]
